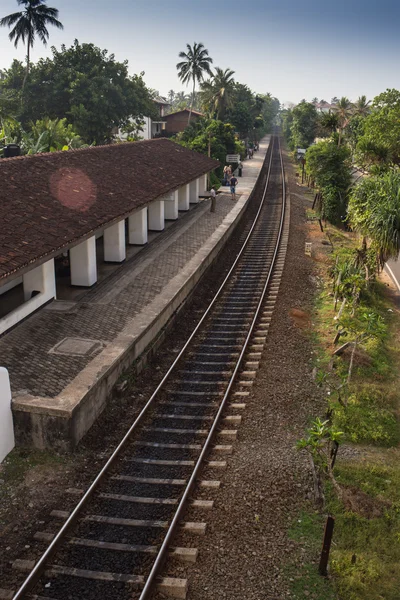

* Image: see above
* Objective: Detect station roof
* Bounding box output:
[0,138,219,282]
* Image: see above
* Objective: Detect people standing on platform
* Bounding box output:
[210,187,217,213]
[238,161,243,177]
[230,175,238,200]
[223,165,229,185]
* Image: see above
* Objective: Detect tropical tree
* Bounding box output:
[353,95,371,117]
[355,89,400,170]
[318,111,339,137]
[305,140,352,223]
[200,67,235,121]
[348,170,400,266]
[176,42,213,124]
[0,0,63,90]
[0,41,157,144]
[333,96,353,146]
[289,101,319,149]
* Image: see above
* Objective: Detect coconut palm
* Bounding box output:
[200,67,235,121]
[0,0,63,90]
[353,95,371,117]
[333,96,354,146]
[176,42,213,124]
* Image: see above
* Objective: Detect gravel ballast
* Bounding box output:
[164,147,325,599]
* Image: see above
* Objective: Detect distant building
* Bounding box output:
[313,101,336,114]
[142,96,170,139]
[116,96,170,141]
[164,109,204,135]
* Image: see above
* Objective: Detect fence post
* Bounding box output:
[319,515,335,576]
[0,367,15,462]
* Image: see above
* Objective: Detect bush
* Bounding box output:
[332,389,399,446]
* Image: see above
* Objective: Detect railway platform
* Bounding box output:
[0,137,269,450]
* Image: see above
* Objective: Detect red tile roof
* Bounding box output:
[164,109,204,118]
[0,138,219,282]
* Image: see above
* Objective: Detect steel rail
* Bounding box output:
[11,135,277,600]
[139,135,286,599]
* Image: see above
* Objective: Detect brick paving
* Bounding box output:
[0,194,239,398]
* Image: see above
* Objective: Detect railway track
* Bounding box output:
[10,134,288,600]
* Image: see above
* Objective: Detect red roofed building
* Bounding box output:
[164,109,205,135]
[0,138,218,335]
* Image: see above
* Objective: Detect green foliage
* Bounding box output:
[356,89,400,169]
[348,170,400,265]
[0,116,86,156]
[287,511,338,600]
[227,101,253,137]
[177,117,236,177]
[285,101,318,150]
[346,114,366,153]
[330,246,374,304]
[317,111,339,138]
[297,417,343,472]
[0,40,156,144]
[332,389,399,446]
[325,462,400,600]
[200,67,235,121]
[305,140,352,223]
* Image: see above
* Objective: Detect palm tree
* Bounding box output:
[333,96,353,146]
[353,95,371,117]
[200,67,235,121]
[0,0,63,91]
[176,42,213,123]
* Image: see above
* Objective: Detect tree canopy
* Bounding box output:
[0,40,157,144]
[355,89,400,169]
[348,170,400,265]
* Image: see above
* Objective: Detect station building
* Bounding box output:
[0,138,219,337]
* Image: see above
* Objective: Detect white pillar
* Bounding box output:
[0,368,14,463]
[104,220,126,262]
[164,191,179,220]
[70,236,97,286]
[129,208,148,244]
[178,184,190,211]
[148,199,165,231]
[189,179,200,203]
[200,173,208,194]
[23,259,56,301]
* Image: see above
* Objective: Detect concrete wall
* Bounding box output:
[0,259,56,336]
[0,367,14,462]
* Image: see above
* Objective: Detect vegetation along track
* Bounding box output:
[11,135,288,600]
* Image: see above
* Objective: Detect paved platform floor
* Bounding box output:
[0,138,269,437]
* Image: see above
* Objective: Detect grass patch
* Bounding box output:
[286,510,337,600]
[332,387,400,447]
[325,472,400,600]
[0,447,66,486]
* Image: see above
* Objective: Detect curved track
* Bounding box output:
[12,134,287,600]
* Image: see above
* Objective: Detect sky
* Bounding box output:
[0,0,399,105]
